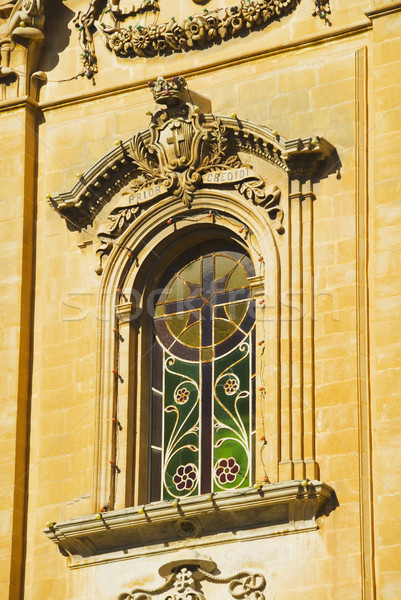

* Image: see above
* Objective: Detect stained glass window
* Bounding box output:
[150,241,256,501]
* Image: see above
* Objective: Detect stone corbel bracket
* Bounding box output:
[43,480,334,566]
[47,113,335,232]
[0,0,45,93]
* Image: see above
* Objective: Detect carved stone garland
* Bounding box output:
[116,553,267,600]
[74,0,331,78]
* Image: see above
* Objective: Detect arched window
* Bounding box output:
[149,240,256,501]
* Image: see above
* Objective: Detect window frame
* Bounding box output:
[149,240,258,502]
[93,191,280,514]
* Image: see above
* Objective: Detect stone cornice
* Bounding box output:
[0,95,39,112]
[44,480,334,566]
[39,19,371,113]
[365,1,401,19]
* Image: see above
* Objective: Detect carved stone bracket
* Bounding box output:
[116,551,266,600]
[0,0,46,96]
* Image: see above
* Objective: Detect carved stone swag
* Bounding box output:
[74,0,332,79]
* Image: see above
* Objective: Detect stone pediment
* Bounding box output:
[48,77,334,233]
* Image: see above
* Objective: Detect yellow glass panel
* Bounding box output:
[180,259,201,284]
[226,264,248,290]
[214,255,236,279]
[166,277,190,301]
[214,318,236,343]
[225,301,248,326]
[154,304,164,318]
[201,346,214,362]
[178,322,200,348]
[165,314,189,338]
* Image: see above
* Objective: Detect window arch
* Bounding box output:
[149,240,256,501]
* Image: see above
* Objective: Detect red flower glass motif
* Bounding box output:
[215,457,240,484]
[173,463,198,491]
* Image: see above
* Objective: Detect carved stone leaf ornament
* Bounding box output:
[93,75,284,271]
[96,0,299,60]
[116,552,267,600]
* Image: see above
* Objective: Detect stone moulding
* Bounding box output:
[43,480,334,566]
[47,113,334,232]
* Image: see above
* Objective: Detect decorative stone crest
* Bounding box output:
[117,551,267,600]
[92,75,283,270]
[47,75,335,275]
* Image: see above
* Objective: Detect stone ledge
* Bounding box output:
[44,480,334,566]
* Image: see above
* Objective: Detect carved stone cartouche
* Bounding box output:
[116,551,266,600]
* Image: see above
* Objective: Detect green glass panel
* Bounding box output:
[163,353,200,500]
[215,255,236,279]
[225,301,248,326]
[180,259,201,284]
[166,277,190,302]
[178,321,200,348]
[213,336,252,492]
[214,318,236,344]
[226,264,249,290]
[165,314,189,338]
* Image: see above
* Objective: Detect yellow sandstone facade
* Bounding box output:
[0,0,400,599]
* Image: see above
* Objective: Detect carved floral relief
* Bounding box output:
[73,0,332,78]
[116,552,267,600]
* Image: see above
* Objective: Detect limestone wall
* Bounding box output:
[0,1,400,599]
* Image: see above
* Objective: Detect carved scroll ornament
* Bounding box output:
[47,75,335,274]
[94,76,283,270]
[117,552,267,600]
[0,0,45,86]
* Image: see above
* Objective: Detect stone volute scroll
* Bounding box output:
[116,551,267,600]
[0,0,46,96]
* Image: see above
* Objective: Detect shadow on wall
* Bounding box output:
[41,0,76,72]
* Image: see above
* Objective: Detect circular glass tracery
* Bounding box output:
[154,243,255,362]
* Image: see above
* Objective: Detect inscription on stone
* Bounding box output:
[129,184,168,205]
[202,167,254,185]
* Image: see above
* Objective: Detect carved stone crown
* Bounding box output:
[148,75,187,106]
